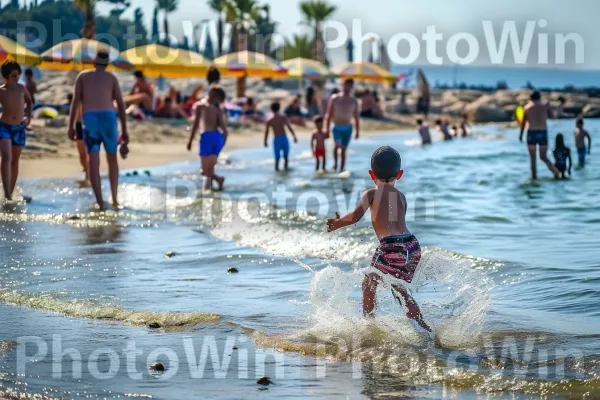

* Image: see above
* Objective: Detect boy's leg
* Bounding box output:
[362,273,379,316]
[211,157,225,191]
[88,152,104,209]
[315,156,319,171]
[527,145,537,180]
[0,139,11,199]
[340,146,347,172]
[539,145,559,177]
[77,140,89,179]
[392,284,431,332]
[106,153,120,207]
[9,145,23,197]
[200,156,213,191]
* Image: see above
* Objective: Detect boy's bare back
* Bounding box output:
[77,70,119,113]
[267,114,288,137]
[366,185,410,240]
[196,100,223,132]
[0,83,26,125]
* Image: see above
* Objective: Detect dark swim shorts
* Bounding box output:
[0,122,26,147]
[527,130,548,146]
[370,234,422,283]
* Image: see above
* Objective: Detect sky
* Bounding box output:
[96,0,600,70]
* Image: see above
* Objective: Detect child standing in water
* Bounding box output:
[553,134,572,179]
[435,119,452,141]
[417,119,432,145]
[187,86,228,191]
[575,118,591,167]
[327,146,431,333]
[0,61,33,201]
[311,116,328,172]
[265,102,298,171]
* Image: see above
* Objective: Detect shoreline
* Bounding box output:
[19,118,414,180]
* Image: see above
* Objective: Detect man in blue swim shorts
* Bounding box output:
[264,102,298,171]
[187,86,229,191]
[0,60,33,201]
[68,51,129,210]
[519,90,559,180]
[325,79,359,172]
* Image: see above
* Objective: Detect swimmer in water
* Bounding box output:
[553,134,572,180]
[327,146,431,333]
[574,118,591,167]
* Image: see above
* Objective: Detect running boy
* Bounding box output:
[575,118,591,167]
[417,119,432,145]
[264,102,298,171]
[0,61,33,201]
[553,134,572,179]
[327,146,431,332]
[311,116,328,172]
[187,86,228,191]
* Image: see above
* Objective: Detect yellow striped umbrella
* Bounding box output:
[331,62,396,82]
[39,39,133,71]
[281,58,333,80]
[213,51,286,78]
[0,35,41,65]
[121,44,212,78]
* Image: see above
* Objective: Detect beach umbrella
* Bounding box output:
[39,39,132,71]
[0,35,41,66]
[331,62,396,82]
[213,50,286,78]
[121,44,212,79]
[281,58,333,80]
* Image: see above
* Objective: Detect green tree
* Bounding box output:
[207,0,225,56]
[299,0,336,63]
[156,0,178,47]
[132,7,148,47]
[249,4,275,55]
[282,34,312,60]
[73,0,130,39]
[151,6,159,41]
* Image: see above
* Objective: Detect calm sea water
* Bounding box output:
[1,119,599,399]
[393,65,600,89]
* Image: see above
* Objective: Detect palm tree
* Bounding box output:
[73,0,97,39]
[299,0,336,64]
[223,0,261,98]
[207,0,225,56]
[156,0,178,47]
[282,34,312,60]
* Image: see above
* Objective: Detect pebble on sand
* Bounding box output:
[227,267,239,274]
[148,322,161,329]
[256,376,272,385]
[149,362,165,372]
[165,251,176,258]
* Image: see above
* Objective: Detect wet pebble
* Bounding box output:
[165,251,175,258]
[148,323,161,329]
[149,362,165,372]
[227,267,239,274]
[256,376,272,385]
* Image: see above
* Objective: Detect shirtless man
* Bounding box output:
[24,69,37,105]
[265,102,298,171]
[187,86,228,191]
[0,61,32,201]
[68,51,129,210]
[326,79,360,172]
[519,90,559,179]
[124,70,154,111]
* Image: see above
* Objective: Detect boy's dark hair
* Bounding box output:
[555,133,565,149]
[435,119,442,125]
[95,51,110,66]
[576,117,584,126]
[247,97,254,106]
[271,102,281,112]
[416,119,423,125]
[25,68,33,77]
[371,146,401,182]
[530,90,541,101]
[314,116,324,124]
[134,70,144,79]
[207,67,221,85]
[209,86,226,102]
[344,78,354,87]
[2,60,22,79]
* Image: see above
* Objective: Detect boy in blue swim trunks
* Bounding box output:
[325,79,359,172]
[187,86,228,191]
[68,51,129,210]
[264,102,298,171]
[327,146,431,333]
[0,60,33,201]
[574,118,591,167]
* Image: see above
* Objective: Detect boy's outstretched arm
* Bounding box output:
[23,88,32,126]
[354,99,360,139]
[325,97,334,137]
[219,109,229,145]
[519,112,527,142]
[567,149,572,175]
[187,105,202,151]
[264,119,270,147]
[327,190,374,232]
[286,118,298,143]
[311,134,316,152]
[587,131,592,154]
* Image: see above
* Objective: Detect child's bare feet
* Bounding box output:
[215,176,225,191]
